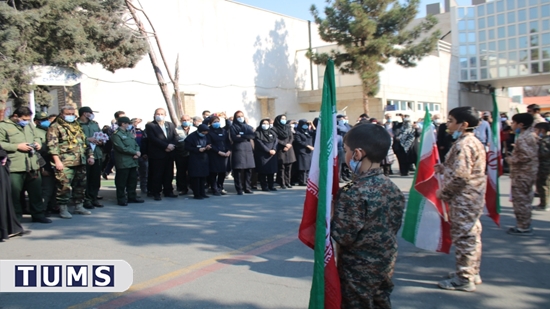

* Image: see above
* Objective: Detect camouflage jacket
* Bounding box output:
[78,119,103,161]
[111,128,139,169]
[0,119,41,172]
[509,127,539,177]
[331,168,405,282]
[538,135,550,174]
[48,118,91,167]
[440,132,487,204]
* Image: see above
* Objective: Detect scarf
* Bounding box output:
[255,119,277,143]
[272,115,290,140]
[397,122,415,152]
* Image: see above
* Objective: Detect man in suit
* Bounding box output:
[145,108,178,200]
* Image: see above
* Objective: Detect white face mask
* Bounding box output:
[155,115,165,122]
[219,118,226,128]
[261,124,269,130]
[87,113,95,121]
[434,119,441,125]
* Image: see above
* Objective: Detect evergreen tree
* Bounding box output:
[309,0,440,114]
[0,0,148,107]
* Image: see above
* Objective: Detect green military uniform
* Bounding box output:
[536,135,550,210]
[111,124,140,204]
[0,118,45,220]
[78,117,103,206]
[48,117,92,207]
[34,112,57,213]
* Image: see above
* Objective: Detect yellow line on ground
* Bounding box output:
[67,232,295,309]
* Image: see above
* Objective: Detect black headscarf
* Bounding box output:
[255,118,277,143]
[272,114,290,140]
[297,119,310,136]
[231,110,247,132]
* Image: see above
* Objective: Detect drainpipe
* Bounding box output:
[308,20,314,91]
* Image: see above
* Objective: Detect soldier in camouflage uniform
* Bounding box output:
[48,106,93,219]
[436,107,486,292]
[534,122,550,211]
[506,113,539,235]
[0,107,51,223]
[78,106,104,209]
[33,111,57,216]
[111,117,144,206]
[331,124,405,309]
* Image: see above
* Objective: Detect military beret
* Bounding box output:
[78,106,98,115]
[117,116,131,124]
[34,111,49,120]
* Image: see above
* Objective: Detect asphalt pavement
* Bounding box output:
[0,174,548,309]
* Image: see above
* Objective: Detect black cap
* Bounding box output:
[197,124,209,132]
[78,106,97,115]
[117,116,131,124]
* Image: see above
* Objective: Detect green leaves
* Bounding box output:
[0,0,147,106]
[309,0,440,107]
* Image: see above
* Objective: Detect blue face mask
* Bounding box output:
[237,117,245,123]
[18,120,29,127]
[212,122,221,129]
[452,131,462,139]
[128,125,134,130]
[349,153,366,175]
[515,128,521,134]
[40,120,51,128]
[280,119,287,125]
[198,132,205,137]
[182,121,191,127]
[64,115,76,123]
[546,117,550,122]
[302,124,309,130]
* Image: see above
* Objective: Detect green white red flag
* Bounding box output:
[485,92,501,226]
[401,108,452,253]
[298,59,341,309]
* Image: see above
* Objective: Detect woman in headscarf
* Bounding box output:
[0,144,27,241]
[184,124,212,199]
[229,111,255,195]
[392,116,416,176]
[293,119,314,186]
[254,119,278,191]
[272,114,296,189]
[208,116,230,195]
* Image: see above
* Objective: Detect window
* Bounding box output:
[479,18,486,29]
[507,0,516,10]
[417,103,423,111]
[530,21,539,33]
[518,9,527,22]
[497,13,506,26]
[497,0,505,12]
[478,5,486,16]
[488,15,495,27]
[421,103,441,112]
[507,11,516,23]
[530,7,538,20]
[508,25,517,36]
[509,38,517,49]
[386,100,413,111]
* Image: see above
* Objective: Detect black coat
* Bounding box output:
[293,131,313,171]
[184,132,211,177]
[276,133,296,164]
[254,132,278,174]
[208,127,230,173]
[229,123,255,169]
[145,121,178,160]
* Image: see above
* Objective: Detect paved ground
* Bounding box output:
[0,174,549,309]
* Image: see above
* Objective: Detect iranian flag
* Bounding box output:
[485,92,501,226]
[401,107,452,253]
[298,59,341,309]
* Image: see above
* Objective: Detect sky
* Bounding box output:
[233,0,472,20]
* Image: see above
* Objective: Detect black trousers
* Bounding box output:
[233,169,251,193]
[148,158,174,195]
[209,172,225,192]
[277,163,292,187]
[258,173,275,190]
[394,145,410,176]
[190,177,207,197]
[175,155,190,192]
[297,170,308,185]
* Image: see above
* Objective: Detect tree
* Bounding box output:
[308,0,440,115]
[0,0,148,108]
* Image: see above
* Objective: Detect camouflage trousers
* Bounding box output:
[535,171,550,207]
[449,201,483,282]
[55,165,87,206]
[340,277,393,309]
[511,173,535,229]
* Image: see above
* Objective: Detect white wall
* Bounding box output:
[78,0,325,127]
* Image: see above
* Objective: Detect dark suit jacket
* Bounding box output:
[145,121,178,160]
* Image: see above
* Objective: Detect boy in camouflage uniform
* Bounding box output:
[436,107,486,292]
[506,113,539,235]
[331,124,405,309]
[534,122,550,212]
[48,106,93,219]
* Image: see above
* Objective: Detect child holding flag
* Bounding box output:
[331,123,405,308]
[435,106,486,292]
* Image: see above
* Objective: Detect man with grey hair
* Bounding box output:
[175,114,196,195]
[192,116,203,128]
